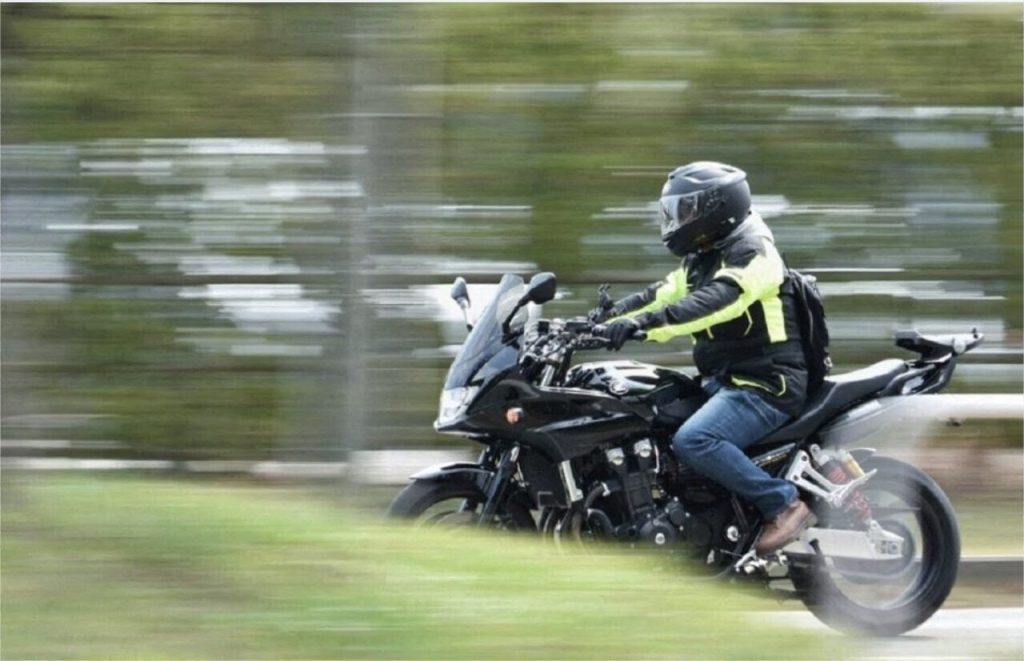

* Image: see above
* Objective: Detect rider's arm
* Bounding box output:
[634,238,785,342]
[606,267,688,320]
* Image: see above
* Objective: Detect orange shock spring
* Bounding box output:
[838,450,873,523]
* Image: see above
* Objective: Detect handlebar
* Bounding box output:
[518,317,647,385]
[538,318,647,349]
[590,322,648,343]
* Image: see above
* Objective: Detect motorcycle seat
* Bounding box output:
[758,359,908,444]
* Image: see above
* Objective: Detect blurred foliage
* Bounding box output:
[430,4,1023,279]
[1,474,833,659]
[1,3,353,140]
[1,4,1021,460]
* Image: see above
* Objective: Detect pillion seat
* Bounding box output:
[759,359,909,444]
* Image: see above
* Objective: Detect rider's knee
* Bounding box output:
[671,428,714,461]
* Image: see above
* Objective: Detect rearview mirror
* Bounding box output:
[502,272,557,340]
[450,276,471,310]
[522,272,557,305]
[450,276,472,331]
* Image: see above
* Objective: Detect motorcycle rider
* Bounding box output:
[591,161,814,554]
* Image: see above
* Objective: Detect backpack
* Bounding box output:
[787,269,833,396]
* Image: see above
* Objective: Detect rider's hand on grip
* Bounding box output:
[601,318,643,351]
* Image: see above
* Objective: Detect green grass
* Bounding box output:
[1,474,830,660]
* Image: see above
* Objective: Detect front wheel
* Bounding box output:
[790,455,960,637]
[386,478,536,531]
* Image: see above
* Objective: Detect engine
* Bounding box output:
[592,438,688,546]
[579,437,737,564]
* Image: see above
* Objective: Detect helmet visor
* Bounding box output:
[659,191,705,237]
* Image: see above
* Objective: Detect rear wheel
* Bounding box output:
[790,455,960,636]
[386,478,535,531]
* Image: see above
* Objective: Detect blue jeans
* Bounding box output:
[671,378,797,519]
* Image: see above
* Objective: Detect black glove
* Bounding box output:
[603,318,641,351]
[589,303,631,324]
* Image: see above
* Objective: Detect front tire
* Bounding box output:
[790,455,960,636]
[387,478,535,531]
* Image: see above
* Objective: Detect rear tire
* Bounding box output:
[790,455,960,636]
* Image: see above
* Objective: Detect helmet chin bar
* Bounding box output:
[663,233,692,258]
[662,225,730,257]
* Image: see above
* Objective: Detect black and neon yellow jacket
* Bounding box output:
[610,212,808,417]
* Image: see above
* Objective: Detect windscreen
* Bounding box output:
[442,274,528,389]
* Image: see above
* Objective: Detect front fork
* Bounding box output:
[475,443,521,527]
[475,445,586,531]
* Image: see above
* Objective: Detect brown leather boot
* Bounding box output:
[755,500,815,555]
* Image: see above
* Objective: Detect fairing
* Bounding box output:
[435,275,704,461]
[442,274,528,390]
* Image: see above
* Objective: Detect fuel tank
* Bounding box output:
[566,360,708,433]
[566,360,689,396]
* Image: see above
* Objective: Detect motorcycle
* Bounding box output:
[387,272,980,636]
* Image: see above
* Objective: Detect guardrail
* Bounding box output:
[1,450,468,483]
[881,394,1023,421]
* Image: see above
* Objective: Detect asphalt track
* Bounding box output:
[770,607,1024,660]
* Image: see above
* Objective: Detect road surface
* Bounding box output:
[771,607,1023,659]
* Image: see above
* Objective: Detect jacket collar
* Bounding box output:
[711,210,772,250]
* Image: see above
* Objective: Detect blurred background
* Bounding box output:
[3,3,1021,462]
[2,4,1022,658]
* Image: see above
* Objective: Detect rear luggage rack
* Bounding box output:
[894,328,983,362]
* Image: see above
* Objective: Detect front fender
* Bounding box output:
[409,462,494,493]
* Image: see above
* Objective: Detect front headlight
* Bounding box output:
[436,385,480,427]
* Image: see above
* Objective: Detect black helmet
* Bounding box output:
[658,161,751,257]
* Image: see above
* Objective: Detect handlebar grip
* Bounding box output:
[591,324,647,343]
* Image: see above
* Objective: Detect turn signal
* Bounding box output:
[505,407,524,425]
